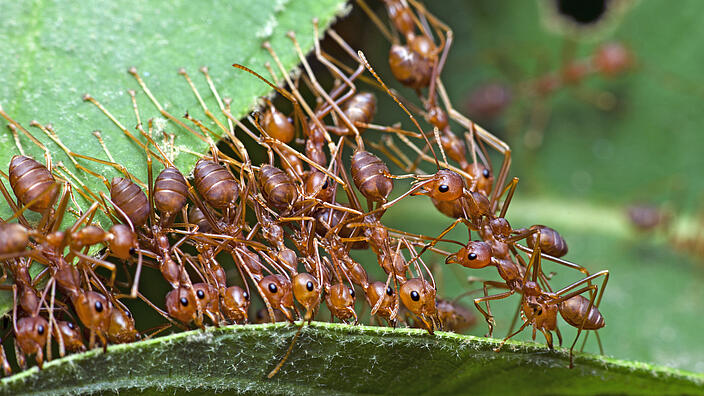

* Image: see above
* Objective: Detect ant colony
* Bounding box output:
[0,0,608,377]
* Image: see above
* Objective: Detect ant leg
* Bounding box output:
[436,81,512,209]
[127,68,212,147]
[493,319,530,352]
[473,290,515,338]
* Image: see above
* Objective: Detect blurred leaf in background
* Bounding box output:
[348,0,704,372]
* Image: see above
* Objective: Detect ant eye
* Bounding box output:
[468,253,477,260]
[37,324,45,335]
[322,179,329,189]
[349,288,355,298]
[94,301,104,312]
[438,184,449,193]
[306,281,314,292]
[243,291,249,300]
[125,310,132,318]
[67,322,75,329]
[129,247,136,255]
[386,286,394,296]
[268,283,278,293]
[180,297,189,306]
[482,169,490,178]
[410,290,420,301]
[196,289,206,299]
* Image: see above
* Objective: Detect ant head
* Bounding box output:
[305,171,334,203]
[468,163,494,196]
[73,291,112,332]
[412,169,464,201]
[108,306,139,344]
[188,206,213,233]
[365,281,396,318]
[327,283,356,321]
[292,273,321,315]
[222,286,250,323]
[193,283,215,303]
[56,320,86,352]
[165,287,197,324]
[445,241,492,269]
[399,278,437,317]
[0,222,29,255]
[16,315,49,347]
[259,275,294,311]
[108,224,138,260]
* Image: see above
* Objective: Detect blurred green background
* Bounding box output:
[334,0,704,372]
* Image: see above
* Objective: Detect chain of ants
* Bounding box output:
[0,0,609,377]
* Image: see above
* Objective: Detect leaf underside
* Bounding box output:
[2,322,702,396]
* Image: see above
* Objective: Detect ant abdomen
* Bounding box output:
[0,223,29,254]
[526,225,568,257]
[259,164,298,211]
[154,167,188,220]
[111,177,149,228]
[347,262,370,289]
[262,107,295,144]
[384,0,415,39]
[559,295,605,330]
[9,155,57,211]
[342,92,377,132]
[193,159,239,210]
[351,150,394,203]
[388,44,432,89]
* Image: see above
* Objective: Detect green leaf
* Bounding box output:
[0,0,346,316]
[0,0,347,222]
[2,323,702,395]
